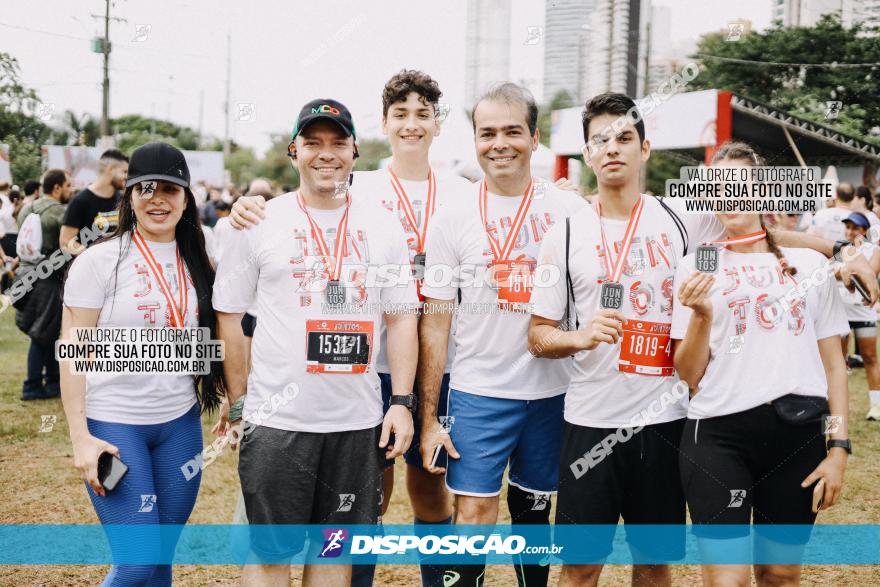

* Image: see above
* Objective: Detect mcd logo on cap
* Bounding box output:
[312,104,341,116]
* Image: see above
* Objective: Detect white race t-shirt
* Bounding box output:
[352,169,473,374]
[212,193,418,433]
[671,247,849,419]
[838,241,879,322]
[810,205,851,242]
[63,235,199,425]
[421,182,587,400]
[530,195,723,428]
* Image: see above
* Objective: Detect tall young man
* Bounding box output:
[213,99,419,587]
[528,92,878,587]
[59,149,128,255]
[419,83,586,587]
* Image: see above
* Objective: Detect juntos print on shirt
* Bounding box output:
[132,260,197,327]
[719,263,806,337]
[288,226,372,308]
[482,211,557,264]
[594,232,676,318]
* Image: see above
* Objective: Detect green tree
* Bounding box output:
[0,52,54,183]
[353,138,391,172]
[693,14,880,143]
[255,134,300,189]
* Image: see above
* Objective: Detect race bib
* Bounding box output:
[490,259,534,312]
[306,320,373,374]
[618,320,673,376]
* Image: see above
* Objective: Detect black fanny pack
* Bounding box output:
[772,394,828,425]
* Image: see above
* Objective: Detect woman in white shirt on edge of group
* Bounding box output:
[672,142,850,587]
[60,142,226,587]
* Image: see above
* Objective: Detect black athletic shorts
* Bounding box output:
[556,418,687,562]
[238,423,384,560]
[679,404,825,543]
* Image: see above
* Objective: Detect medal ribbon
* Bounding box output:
[702,230,766,248]
[132,227,188,328]
[596,194,645,283]
[296,191,351,281]
[479,178,535,261]
[388,166,436,254]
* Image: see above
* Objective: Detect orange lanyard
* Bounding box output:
[132,228,188,328]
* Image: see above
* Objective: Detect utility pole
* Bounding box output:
[101,0,111,138]
[223,31,231,158]
[91,0,124,145]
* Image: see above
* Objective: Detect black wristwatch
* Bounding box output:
[832,239,850,259]
[827,439,852,455]
[390,394,418,414]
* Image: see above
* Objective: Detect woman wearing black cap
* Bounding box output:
[59,142,225,586]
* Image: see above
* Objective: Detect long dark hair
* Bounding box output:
[711,141,797,277]
[110,184,226,413]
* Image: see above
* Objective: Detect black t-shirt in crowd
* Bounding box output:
[62,188,121,242]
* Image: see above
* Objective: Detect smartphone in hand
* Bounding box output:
[851,274,872,304]
[97,452,128,492]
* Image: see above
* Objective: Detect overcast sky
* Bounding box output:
[3,0,771,155]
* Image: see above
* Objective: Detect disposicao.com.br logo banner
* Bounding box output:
[1,525,878,565]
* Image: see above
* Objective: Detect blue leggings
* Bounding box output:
[86,402,203,587]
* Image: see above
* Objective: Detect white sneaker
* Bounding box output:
[867,405,880,421]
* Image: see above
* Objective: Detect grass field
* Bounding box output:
[0,307,877,586]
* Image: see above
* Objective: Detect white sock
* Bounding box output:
[869,390,880,406]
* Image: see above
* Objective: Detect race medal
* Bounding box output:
[695,245,718,273]
[389,167,436,304]
[596,195,645,312]
[619,320,674,376]
[478,178,536,312]
[412,252,427,281]
[306,319,374,373]
[492,259,535,312]
[600,281,623,310]
[325,280,346,306]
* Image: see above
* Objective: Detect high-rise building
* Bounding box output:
[543,0,595,104]
[464,0,513,107]
[772,0,878,32]
[584,0,649,99]
[842,0,880,30]
[772,0,843,26]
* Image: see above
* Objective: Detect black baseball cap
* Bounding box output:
[124,142,191,189]
[290,99,356,141]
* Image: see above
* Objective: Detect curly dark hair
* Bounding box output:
[382,69,442,117]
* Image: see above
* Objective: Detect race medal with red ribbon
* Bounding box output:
[479,179,536,311]
[389,167,435,302]
[305,319,374,374]
[132,227,188,328]
[296,191,351,309]
[698,230,768,275]
[596,194,645,312]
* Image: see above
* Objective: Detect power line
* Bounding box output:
[0,21,90,41]
[696,53,880,69]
